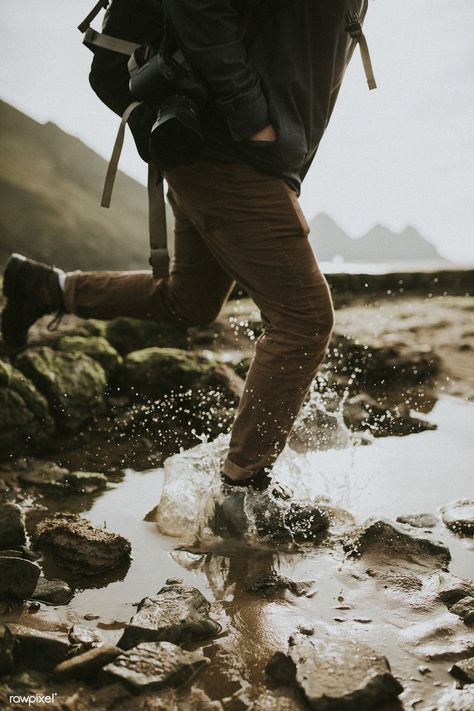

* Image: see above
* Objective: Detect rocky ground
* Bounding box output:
[0,287,473,710]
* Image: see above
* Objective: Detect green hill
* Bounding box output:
[0,100,149,271]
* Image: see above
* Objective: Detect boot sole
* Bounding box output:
[3,254,27,298]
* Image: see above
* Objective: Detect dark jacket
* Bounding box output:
[163,0,368,193]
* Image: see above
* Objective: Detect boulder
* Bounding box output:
[119,582,220,650]
[117,347,242,404]
[68,624,104,648]
[0,360,54,454]
[0,623,69,671]
[435,574,474,608]
[101,641,209,693]
[106,317,188,355]
[54,645,122,680]
[450,656,474,684]
[58,335,123,377]
[438,686,474,711]
[396,513,438,529]
[0,557,40,600]
[245,572,316,598]
[450,597,474,626]
[20,462,107,493]
[400,612,474,659]
[343,393,436,437]
[343,518,451,567]
[266,632,403,710]
[31,576,74,605]
[441,500,474,536]
[15,346,107,432]
[0,503,26,549]
[32,513,131,575]
[327,335,440,387]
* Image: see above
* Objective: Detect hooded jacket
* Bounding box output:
[163,0,369,193]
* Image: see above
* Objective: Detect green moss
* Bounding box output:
[0,359,54,453]
[117,347,242,406]
[58,335,122,377]
[15,347,107,432]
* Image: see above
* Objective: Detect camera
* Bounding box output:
[129,50,206,170]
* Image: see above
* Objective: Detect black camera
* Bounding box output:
[129,50,206,171]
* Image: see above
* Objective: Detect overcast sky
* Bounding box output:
[1,0,473,262]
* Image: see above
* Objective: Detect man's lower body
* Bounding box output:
[2,161,334,483]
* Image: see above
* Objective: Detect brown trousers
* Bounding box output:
[64,161,334,480]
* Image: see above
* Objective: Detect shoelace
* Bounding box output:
[46,309,65,332]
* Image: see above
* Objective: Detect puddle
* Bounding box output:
[4,395,474,709]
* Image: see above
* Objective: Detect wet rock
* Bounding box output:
[20,462,107,493]
[54,645,122,680]
[0,503,26,549]
[118,583,220,650]
[32,513,131,575]
[397,513,438,529]
[106,317,188,355]
[58,335,123,377]
[267,632,403,710]
[68,624,104,648]
[435,573,474,607]
[438,686,474,710]
[0,557,40,600]
[450,597,474,626]
[32,576,74,605]
[343,518,451,567]
[327,335,440,387]
[342,393,436,437]
[0,623,69,671]
[400,612,474,659]
[15,346,107,432]
[0,359,54,454]
[117,347,243,405]
[101,641,209,693]
[441,499,474,536]
[0,547,37,560]
[450,656,474,684]
[246,573,316,598]
[252,688,308,711]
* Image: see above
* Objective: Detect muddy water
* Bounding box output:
[14,396,474,709]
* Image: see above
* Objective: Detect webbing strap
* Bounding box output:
[84,28,140,56]
[78,0,109,33]
[101,101,142,208]
[345,11,377,90]
[148,163,171,279]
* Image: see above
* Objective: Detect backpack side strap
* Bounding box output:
[84,27,141,56]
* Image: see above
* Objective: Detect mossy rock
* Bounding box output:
[58,335,122,377]
[0,359,54,455]
[15,347,107,432]
[106,318,188,356]
[117,347,243,404]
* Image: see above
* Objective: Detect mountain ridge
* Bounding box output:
[309,213,446,263]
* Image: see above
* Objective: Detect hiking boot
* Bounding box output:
[211,469,294,539]
[1,253,65,349]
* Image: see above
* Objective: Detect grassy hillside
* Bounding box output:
[0,100,149,271]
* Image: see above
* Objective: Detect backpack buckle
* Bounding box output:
[345,11,362,40]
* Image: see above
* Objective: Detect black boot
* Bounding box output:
[1,253,65,349]
[211,469,294,539]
